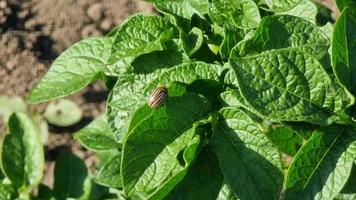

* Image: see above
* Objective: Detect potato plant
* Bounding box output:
[2,0,356,199]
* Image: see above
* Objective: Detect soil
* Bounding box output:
[0,0,153,188]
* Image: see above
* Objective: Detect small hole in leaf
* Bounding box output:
[56,109,62,116]
[176,149,186,167]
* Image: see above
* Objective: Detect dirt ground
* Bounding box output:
[0,0,153,188]
[0,0,339,191]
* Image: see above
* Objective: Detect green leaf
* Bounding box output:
[266,126,303,156]
[0,96,27,124]
[145,62,223,94]
[154,0,208,20]
[27,37,114,103]
[210,107,283,200]
[220,89,265,123]
[335,0,356,11]
[320,22,334,40]
[255,0,304,12]
[283,122,316,140]
[0,170,4,180]
[0,183,16,200]
[335,193,356,200]
[107,61,222,141]
[219,27,245,60]
[96,153,121,188]
[332,6,356,96]
[208,0,261,29]
[229,49,351,125]
[220,90,240,108]
[130,50,188,74]
[277,0,317,22]
[53,153,88,200]
[37,184,54,200]
[166,149,223,200]
[180,27,204,57]
[121,92,212,199]
[1,113,44,188]
[236,15,330,59]
[31,114,49,145]
[74,116,118,151]
[217,184,239,200]
[106,50,187,140]
[338,163,356,198]
[189,0,209,16]
[285,126,356,199]
[109,14,177,64]
[44,99,82,127]
[78,177,93,200]
[88,182,116,200]
[220,88,254,113]
[95,149,118,168]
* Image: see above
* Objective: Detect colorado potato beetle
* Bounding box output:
[148,86,168,108]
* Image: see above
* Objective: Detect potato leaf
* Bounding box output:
[277,0,318,23]
[0,183,16,200]
[74,116,118,151]
[208,0,261,29]
[121,92,212,199]
[107,61,222,141]
[166,149,223,200]
[267,126,303,156]
[96,153,122,188]
[255,0,304,12]
[154,0,209,20]
[217,184,239,200]
[236,15,329,59]
[210,107,283,200]
[44,99,82,127]
[180,27,204,57]
[230,49,351,125]
[1,113,44,188]
[109,14,177,64]
[53,153,88,200]
[335,0,356,11]
[332,5,356,96]
[27,37,114,103]
[285,126,356,199]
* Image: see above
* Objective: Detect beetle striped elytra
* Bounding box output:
[148,86,168,108]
